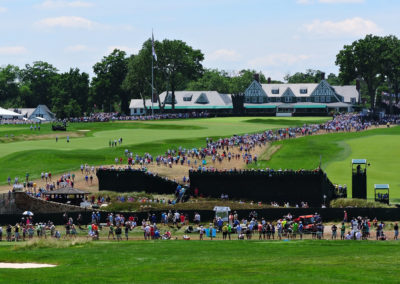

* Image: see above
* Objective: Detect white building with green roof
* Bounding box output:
[129,79,359,116]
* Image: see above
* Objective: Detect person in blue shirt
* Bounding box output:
[298,222,304,240]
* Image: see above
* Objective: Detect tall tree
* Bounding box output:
[336,35,385,109]
[156,39,204,110]
[381,35,400,109]
[20,61,59,107]
[123,40,166,112]
[91,49,129,113]
[186,69,231,94]
[230,70,268,94]
[52,68,89,118]
[0,65,21,107]
[284,69,325,83]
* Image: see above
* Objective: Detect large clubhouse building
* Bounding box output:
[129,79,360,116]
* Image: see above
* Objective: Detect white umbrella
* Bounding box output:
[22,211,34,216]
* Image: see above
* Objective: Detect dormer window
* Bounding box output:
[300,88,308,94]
[183,94,193,101]
[164,92,177,104]
[195,93,209,104]
[271,89,279,95]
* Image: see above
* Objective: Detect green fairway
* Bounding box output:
[0,240,399,283]
[254,126,400,201]
[0,117,329,184]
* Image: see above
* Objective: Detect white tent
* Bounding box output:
[0,107,23,118]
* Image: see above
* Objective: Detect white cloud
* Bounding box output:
[304,17,382,36]
[0,6,7,13]
[39,0,94,9]
[65,44,90,52]
[107,46,138,54]
[207,49,240,61]
[0,46,27,55]
[248,53,310,67]
[36,16,95,29]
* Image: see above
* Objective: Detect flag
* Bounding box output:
[152,32,157,61]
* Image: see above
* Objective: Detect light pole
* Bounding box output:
[323,194,327,207]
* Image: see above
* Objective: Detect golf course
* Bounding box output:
[0,240,399,283]
[1,116,400,201]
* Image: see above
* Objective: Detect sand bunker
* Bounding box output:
[0,262,56,269]
[78,129,90,132]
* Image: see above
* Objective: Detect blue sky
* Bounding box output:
[0,0,399,80]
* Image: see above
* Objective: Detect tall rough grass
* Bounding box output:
[330,198,395,208]
[13,237,91,250]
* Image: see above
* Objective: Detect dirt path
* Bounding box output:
[0,125,386,194]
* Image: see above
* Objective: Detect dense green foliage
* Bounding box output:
[0,240,399,283]
[336,35,400,109]
[284,69,342,85]
[3,35,400,118]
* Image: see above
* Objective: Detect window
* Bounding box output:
[251,96,257,103]
[314,97,319,102]
[258,97,263,103]
[183,94,193,101]
[326,96,331,103]
[285,97,291,103]
[276,97,281,102]
[263,97,269,103]
[351,98,356,104]
[165,93,177,104]
[300,88,308,94]
[245,97,250,103]
[306,97,311,102]
[271,89,279,94]
[320,96,325,103]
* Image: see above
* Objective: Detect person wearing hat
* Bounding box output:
[199,226,204,240]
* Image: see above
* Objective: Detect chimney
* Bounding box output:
[267,77,271,84]
[253,73,260,83]
[321,72,325,81]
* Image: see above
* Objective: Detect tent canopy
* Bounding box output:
[0,107,23,117]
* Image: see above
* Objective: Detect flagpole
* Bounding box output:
[151,30,154,117]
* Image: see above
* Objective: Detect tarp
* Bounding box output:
[374,184,389,189]
[0,107,23,117]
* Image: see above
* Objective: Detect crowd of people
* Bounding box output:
[106,114,384,178]
[65,111,210,123]
[1,211,398,242]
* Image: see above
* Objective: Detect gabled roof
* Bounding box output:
[29,105,55,120]
[8,108,35,118]
[129,99,153,109]
[261,83,318,97]
[44,187,89,195]
[195,93,210,104]
[332,86,359,103]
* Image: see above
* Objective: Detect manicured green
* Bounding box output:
[0,117,329,184]
[254,126,400,201]
[0,240,399,283]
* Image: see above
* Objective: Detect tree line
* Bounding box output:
[1,35,400,118]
